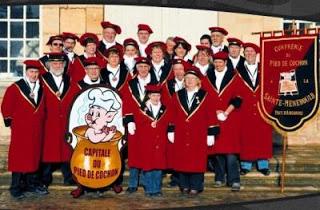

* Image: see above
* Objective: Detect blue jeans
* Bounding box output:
[128,168,144,188]
[179,172,204,191]
[241,159,269,171]
[214,154,240,185]
[142,170,162,194]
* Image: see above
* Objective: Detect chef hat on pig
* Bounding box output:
[88,88,121,112]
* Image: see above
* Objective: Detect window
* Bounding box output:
[283,19,316,35]
[0,5,40,78]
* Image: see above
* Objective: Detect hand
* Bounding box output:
[207,135,215,146]
[217,112,228,121]
[168,132,174,143]
[128,122,136,135]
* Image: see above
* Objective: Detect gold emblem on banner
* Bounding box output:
[278,70,299,96]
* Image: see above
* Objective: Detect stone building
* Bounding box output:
[0,4,319,145]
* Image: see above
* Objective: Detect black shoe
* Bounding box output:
[240,169,250,176]
[167,181,178,188]
[27,185,49,195]
[259,169,271,176]
[126,187,137,194]
[10,191,25,199]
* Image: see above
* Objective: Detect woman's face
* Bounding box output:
[175,44,187,58]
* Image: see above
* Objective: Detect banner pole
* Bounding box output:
[280,134,288,193]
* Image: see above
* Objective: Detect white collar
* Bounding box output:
[152,60,165,70]
[84,52,96,59]
[103,39,116,49]
[138,73,151,84]
[107,64,120,72]
[215,66,228,76]
[245,61,258,71]
[195,63,209,75]
[83,75,100,85]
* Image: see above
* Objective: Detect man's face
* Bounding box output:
[85,65,100,81]
[49,60,64,76]
[63,38,76,52]
[26,68,40,83]
[244,47,257,63]
[102,27,116,43]
[85,43,97,55]
[136,63,150,77]
[107,53,120,67]
[50,40,63,53]
[213,59,227,72]
[151,47,164,63]
[184,74,199,89]
[172,64,185,80]
[137,30,150,44]
[211,32,224,47]
[228,45,241,58]
[166,39,176,53]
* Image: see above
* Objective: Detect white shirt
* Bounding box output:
[83,75,101,85]
[146,100,161,118]
[214,67,228,91]
[174,78,184,92]
[102,39,116,49]
[25,77,40,103]
[244,61,258,86]
[107,64,120,88]
[84,52,96,59]
[211,45,224,54]
[137,73,151,101]
[152,60,165,82]
[195,63,209,76]
[50,72,64,95]
[138,42,148,57]
[123,54,136,73]
[64,50,75,62]
[229,56,240,69]
[186,88,199,108]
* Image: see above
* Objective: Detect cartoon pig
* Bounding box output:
[84,88,121,143]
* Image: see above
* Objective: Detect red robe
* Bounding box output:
[237,65,273,160]
[168,88,219,173]
[134,104,170,171]
[203,67,242,155]
[42,73,76,162]
[1,79,45,172]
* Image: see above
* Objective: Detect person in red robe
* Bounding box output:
[68,32,105,82]
[122,38,140,76]
[123,57,158,194]
[238,43,273,176]
[98,21,123,54]
[40,52,77,188]
[62,32,80,73]
[167,66,219,196]
[203,51,242,191]
[1,60,48,198]
[128,84,170,197]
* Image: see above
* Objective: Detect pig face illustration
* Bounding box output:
[85,106,117,131]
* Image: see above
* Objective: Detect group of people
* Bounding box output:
[1,21,273,199]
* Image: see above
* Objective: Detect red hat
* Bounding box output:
[83,57,105,68]
[46,35,63,45]
[145,41,167,56]
[79,33,99,47]
[173,36,191,51]
[209,27,228,36]
[62,32,80,41]
[185,66,203,79]
[172,59,190,70]
[243,42,260,53]
[123,38,139,50]
[135,56,151,66]
[45,52,66,61]
[100,21,121,34]
[196,45,213,55]
[137,24,153,34]
[23,60,42,70]
[145,84,162,93]
[212,51,229,61]
[227,37,243,47]
[103,45,124,58]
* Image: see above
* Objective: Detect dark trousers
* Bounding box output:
[179,172,204,191]
[10,172,40,195]
[40,162,72,186]
[214,154,240,185]
[113,145,127,186]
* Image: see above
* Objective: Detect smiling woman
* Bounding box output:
[0,5,40,77]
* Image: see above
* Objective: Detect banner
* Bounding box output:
[259,34,319,132]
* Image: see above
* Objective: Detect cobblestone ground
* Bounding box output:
[0,187,310,210]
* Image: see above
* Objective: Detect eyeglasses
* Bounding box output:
[52,43,63,47]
